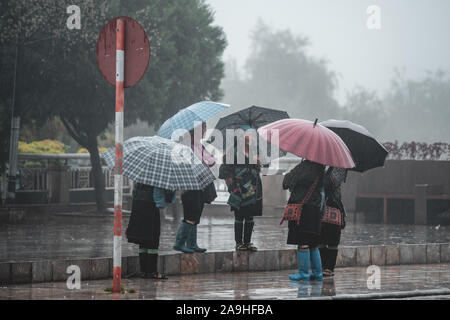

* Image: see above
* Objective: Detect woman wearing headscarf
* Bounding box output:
[319,167,347,277]
[219,126,262,251]
[173,122,217,254]
[283,159,325,281]
[126,183,175,279]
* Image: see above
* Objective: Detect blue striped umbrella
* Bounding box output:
[157,101,229,139]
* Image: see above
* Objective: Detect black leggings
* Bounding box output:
[234,211,255,244]
[181,190,205,224]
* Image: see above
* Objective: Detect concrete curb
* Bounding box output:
[1,243,449,285]
[297,289,450,300]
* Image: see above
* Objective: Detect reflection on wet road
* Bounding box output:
[1,208,449,262]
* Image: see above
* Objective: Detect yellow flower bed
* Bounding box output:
[19,140,69,154]
[77,147,108,154]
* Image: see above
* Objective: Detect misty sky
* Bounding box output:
[205,0,450,103]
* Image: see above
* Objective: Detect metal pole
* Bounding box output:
[6,44,20,203]
[113,18,125,294]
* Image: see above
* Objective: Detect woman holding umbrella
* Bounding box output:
[157,101,229,254]
[102,136,216,279]
[283,159,325,281]
[317,119,388,277]
[258,118,355,281]
[126,183,174,279]
[319,167,347,277]
[173,122,217,254]
[219,126,262,251]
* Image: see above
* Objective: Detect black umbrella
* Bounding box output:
[216,105,290,131]
[214,105,290,158]
[320,119,388,172]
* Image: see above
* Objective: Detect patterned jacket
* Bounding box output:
[282,160,325,208]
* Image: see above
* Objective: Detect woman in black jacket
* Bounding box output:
[126,183,175,279]
[219,128,262,251]
[319,167,347,277]
[283,159,325,281]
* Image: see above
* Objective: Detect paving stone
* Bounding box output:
[90,258,111,280]
[371,246,386,266]
[279,249,297,270]
[399,244,414,265]
[180,252,215,274]
[337,247,357,267]
[11,262,32,284]
[385,245,400,265]
[163,254,180,275]
[248,251,266,271]
[181,253,202,274]
[356,246,371,266]
[0,263,11,285]
[426,244,440,264]
[264,250,280,271]
[215,252,233,273]
[52,259,90,282]
[202,253,216,274]
[233,251,249,272]
[440,243,450,263]
[31,260,52,283]
[412,244,427,264]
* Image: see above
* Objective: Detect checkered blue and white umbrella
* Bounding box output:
[102,136,216,191]
[157,101,229,139]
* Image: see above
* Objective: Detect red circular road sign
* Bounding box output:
[96,16,150,88]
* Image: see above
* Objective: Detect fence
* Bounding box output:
[5,153,131,205]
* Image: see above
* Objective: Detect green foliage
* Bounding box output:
[0,0,226,210]
[104,286,125,294]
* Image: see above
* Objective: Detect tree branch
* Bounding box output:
[60,114,87,147]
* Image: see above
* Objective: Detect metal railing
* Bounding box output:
[17,153,130,192]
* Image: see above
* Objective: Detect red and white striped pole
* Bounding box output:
[113,18,125,294]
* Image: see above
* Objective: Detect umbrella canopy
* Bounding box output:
[258,118,355,169]
[214,105,289,156]
[319,119,388,172]
[102,136,216,191]
[215,105,289,132]
[157,101,229,140]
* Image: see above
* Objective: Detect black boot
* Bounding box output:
[145,253,158,275]
[327,248,339,272]
[144,251,167,280]
[243,219,257,251]
[234,219,244,249]
[139,252,147,273]
[319,247,329,270]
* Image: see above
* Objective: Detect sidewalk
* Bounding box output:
[1,263,449,300]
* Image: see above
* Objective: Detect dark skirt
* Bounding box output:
[287,204,322,247]
[320,221,341,247]
[126,198,161,249]
[233,198,263,218]
[181,190,205,224]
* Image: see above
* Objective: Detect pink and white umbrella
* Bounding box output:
[258,118,355,169]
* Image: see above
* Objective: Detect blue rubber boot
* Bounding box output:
[310,248,323,281]
[186,225,207,253]
[289,250,311,281]
[173,221,195,253]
